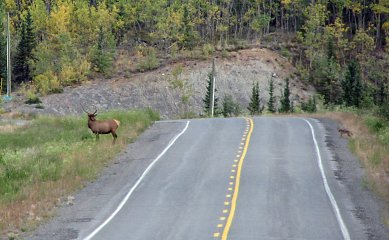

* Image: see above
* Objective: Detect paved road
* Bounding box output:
[81,117,367,240]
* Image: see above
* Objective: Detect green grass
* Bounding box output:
[0,108,159,233]
[364,116,389,144]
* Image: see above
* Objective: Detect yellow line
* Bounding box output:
[221,118,254,240]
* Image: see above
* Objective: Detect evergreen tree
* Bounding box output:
[301,96,317,113]
[267,77,276,113]
[91,26,116,75]
[13,10,36,83]
[0,8,6,89]
[353,69,363,108]
[342,60,363,107]
[222,95,241,117]
[248,81,261,115]
[115,3,126,45]
[181,5,196,49]
[377,81,387,106]
[327,37,335,61]
[203,73,218,115]
[280,78,291,113]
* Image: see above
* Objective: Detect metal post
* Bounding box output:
[7,13,11,97]
[210,58,216,117]
[4,12,12,101]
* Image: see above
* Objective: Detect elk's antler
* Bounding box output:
[91,105,97,115]
[80,103,98,115]
[80,103,89,114]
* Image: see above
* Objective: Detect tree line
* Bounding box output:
[0,0,388,117]
[203,74,303,117]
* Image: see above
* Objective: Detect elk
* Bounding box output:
[338,128,352,138]
[81,104,120,143]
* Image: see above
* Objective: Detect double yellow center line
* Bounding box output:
[216,118,254,239]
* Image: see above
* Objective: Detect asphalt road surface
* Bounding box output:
[77,117,369,240]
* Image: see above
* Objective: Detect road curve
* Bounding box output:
[77,117,369,240]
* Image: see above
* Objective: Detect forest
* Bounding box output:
[0,0,388,117]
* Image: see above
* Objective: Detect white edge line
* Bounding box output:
[303,118,351,240]
[83,120,190,240]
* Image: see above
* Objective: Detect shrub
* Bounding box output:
[280,47,292,59]
[222,95,242,117]
[170,42,179,60]
[301,96,317,113]
[228,39,247,50]
[137,46,160,71]
[59,60,91,86]
[21,84,41,104]
[365,117,387,133]
[202,43,215,58]
[33,71,62,95]
[380,104,389,121]
[25,95,41,105]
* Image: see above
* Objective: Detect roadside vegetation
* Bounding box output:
[320,111,389,224]
[0,109,159,237]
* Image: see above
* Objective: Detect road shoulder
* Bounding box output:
[23,120,188,240]
[319,118,389,239]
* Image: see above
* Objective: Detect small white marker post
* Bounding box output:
[210,58,216,117]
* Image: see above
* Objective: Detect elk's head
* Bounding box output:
[80,103,98,121]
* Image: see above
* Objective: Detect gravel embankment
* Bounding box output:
[3,48,314,119]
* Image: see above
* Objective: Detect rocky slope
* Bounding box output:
[3,48,315,119]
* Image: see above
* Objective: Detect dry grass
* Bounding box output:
[0,124,21,133]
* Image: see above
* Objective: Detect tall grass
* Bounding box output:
[0,109,159,236]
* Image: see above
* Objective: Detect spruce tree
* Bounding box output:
[353,68,363,108]
[280,78,291,113]
[327,37,335,61]
[222,95,241,117]
[181,5,196,49]
[342,60,363,107]
[378,81,387,106]
[267,77,276,113]
[203,73,218,115]
[91,26,116,75]
[13,10,36,83]
[0,8,6,88]
[301,96,317,113]
[248,81,260,115]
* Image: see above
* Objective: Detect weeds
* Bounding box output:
[0,109,159,235]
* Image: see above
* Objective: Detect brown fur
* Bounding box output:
[81,104,120,143]
[338,128,352,137]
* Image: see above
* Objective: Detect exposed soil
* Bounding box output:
[2,48,315,119]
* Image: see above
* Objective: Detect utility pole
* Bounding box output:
[4,12,12,101]
[210,58,216,117]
